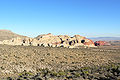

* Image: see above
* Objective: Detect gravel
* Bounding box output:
[0,44,120,79]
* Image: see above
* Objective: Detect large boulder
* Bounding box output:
[73,35,86,43]
[42,43,48,47]
[74,43,84,47]
[0,41,2,44]
[37,34,62,47]
[58,35,70,41]
[83,39,95,47]
[35,33,53,40]
[2,37,23,45]
[30,39,39,46]
[69,40,76,46]
[60,41,69,48]
[12,37,23,45]
[22,38,33,46]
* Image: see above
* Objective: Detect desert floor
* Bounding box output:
[0,45,120,80]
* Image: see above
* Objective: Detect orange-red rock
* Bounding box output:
[83,39,95,47]
[94,41,110,46]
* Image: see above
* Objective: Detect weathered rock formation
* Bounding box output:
[0,33,96,48]
[94,41,111,46]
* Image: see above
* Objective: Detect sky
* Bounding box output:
[0,0,120,38]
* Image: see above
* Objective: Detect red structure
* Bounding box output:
[83,39,95,46]
[94,41,110,46]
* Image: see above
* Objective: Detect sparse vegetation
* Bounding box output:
[0,44,120,80]
[2,64,120,80]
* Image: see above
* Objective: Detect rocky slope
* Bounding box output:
[0,30,27,41]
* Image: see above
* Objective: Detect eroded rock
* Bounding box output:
[0,33,96,48]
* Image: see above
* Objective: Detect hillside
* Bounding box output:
[0,30,27,41]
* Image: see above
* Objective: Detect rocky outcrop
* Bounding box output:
[94,41,111,46]
[83,39,95,47]
[0,33,96,48]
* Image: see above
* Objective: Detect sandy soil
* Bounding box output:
[0,45,120,78]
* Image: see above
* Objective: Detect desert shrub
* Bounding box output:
[58,70,66,77]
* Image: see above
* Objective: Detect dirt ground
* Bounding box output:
[0,44,120,78]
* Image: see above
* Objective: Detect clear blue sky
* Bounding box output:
[0,0,120,37]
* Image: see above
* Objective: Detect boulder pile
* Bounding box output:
[0,33,96,48]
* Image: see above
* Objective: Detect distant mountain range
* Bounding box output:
[90,37,120,41]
